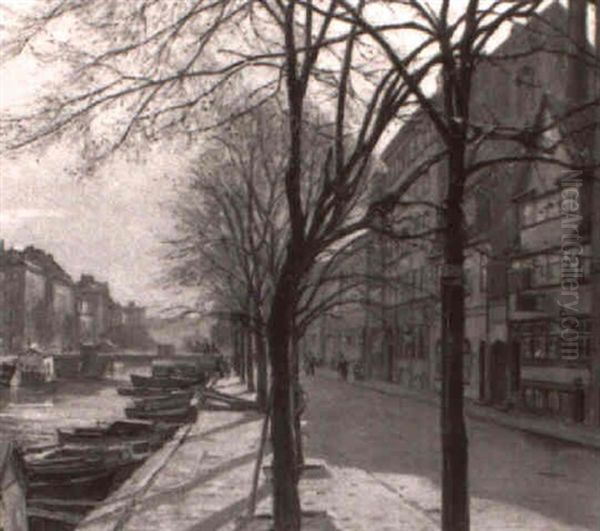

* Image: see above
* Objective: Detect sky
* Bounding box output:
[0,1,193,314]
[0,0,581,314]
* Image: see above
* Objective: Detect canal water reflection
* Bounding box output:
[0,364,149,447]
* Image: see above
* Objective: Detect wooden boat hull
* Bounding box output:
[27,460,139,501]
[125,405,198,424]
[57,430,161,453]
[0,361,16,387]
[129,373,202,389]
[133,394,192,411]
[26,446,143,482]
[117,386,193,398]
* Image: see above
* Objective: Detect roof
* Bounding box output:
[380,1,575,161]
[0,246,73,285]
[21,246,73,285]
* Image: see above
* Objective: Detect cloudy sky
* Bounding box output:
[0,2,193,314]
[0,0,578,314]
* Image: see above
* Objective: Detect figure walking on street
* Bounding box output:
[337,353,349,381]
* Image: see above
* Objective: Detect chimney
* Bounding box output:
[0,239,4,254]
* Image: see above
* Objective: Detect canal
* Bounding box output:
[0,364,149,448]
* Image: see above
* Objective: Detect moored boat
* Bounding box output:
[130,373,204,389]
[117,385,169,397]
[132,393,192,411]
[0,360,16,387]
[125,404,198,424]
[27,460,139,501]
[57,429,162,452]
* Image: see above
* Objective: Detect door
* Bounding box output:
[490,340,508,404]
[387,342,394,382]
[510,341,521,396]
[478,341,486,401]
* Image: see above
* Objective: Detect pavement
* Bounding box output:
[77,375,600,530]
[303,372,600,530]
[316,368,600,451]
[78,378,434,531]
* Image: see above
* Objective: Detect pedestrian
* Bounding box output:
[337,353,348,381]
[304,353,311,376]
[309,354,316,376]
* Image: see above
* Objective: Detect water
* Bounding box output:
[0,378,136,448]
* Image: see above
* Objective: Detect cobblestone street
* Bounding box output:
[303,373,600,530]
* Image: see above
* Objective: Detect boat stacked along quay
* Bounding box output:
[25,397,198,529]
[25,444,145,531]
[56,419,168,452]
[24,359,212,530]
[24,445,142,500]
[0,358,16,387]
[132,392,193,411]
[125,404,198,423]
[125,389,199,424]
[129,372,206,390]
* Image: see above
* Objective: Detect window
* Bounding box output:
[520,201,536,227]
[548,256,561,285]
[547,335,559,360]
[521,333,534,359]
[519,192,561,228]
[528,254,561,287]
[531,256,546,286]
[463,339,473,383]
[516,319,591,363]
[480,254,488,292]
[532,329,546,359]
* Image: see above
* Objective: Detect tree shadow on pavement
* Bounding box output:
[183,483,271,531]
[186,413,262,443]
[135,451,260,510]
[303,375,600,531]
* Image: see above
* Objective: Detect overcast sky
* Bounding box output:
[0,1,193,314]
[0,0,577,314]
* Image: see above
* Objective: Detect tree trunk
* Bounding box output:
[267,263,301,530]
[291,331,304,470]
[440,146,469,531]
[232,320,241,377]
[239,322,246,384]
[246,326,255,392]
[255,329,269,411]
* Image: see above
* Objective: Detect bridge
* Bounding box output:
[98,351,208,365]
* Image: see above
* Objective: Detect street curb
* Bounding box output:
[316,370,600,452]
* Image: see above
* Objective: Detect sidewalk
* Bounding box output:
[78,378,437,531]
[317,369,600,451]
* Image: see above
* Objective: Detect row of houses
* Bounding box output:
[303,1,599,425]
[0,241,149,355]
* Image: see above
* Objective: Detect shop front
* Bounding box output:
[510,317,590,422]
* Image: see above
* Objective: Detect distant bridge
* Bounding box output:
[98,352,205,365]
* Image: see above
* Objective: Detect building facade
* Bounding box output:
[0,245,78,353]
[76,274,112,346]
[359,1,597,423]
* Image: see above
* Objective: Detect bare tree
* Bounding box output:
[165,102,295,410]
[3,1,598,529]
